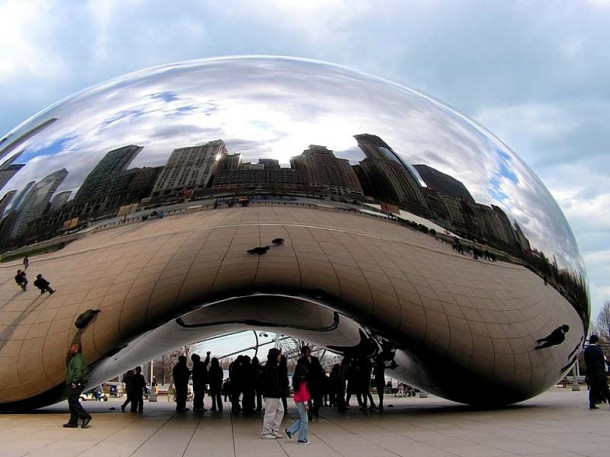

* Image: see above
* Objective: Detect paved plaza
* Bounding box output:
[2,388,609,457]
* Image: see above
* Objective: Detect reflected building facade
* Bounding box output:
[0,57,588,410]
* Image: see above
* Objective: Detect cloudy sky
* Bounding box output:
[1,0,608,322]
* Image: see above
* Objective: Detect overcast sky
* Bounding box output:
[1,0,608,323]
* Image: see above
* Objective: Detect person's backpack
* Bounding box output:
[75,309,101,329]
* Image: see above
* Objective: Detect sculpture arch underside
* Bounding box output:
[0,206,584,410]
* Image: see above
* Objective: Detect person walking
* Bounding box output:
[23,256,29,269]
[14,269,28,291]
[33,273,55,294]
[285,358,311,445]
[120,369,134,412]
[191,351,211,412]
[63,343,92,428]
[260,348,285,439]
[172,355,191,412]
[298,346,325,420]
[132,366,146,412]
[584,335,610,409]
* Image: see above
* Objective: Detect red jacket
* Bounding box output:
[294,381,311,403]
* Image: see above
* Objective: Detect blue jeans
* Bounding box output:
[288,401,309,441]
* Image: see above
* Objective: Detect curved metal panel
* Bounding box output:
[0,57,588,409]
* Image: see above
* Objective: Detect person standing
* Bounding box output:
[172,355,191,412]
[191,351,211,412]
[584,335,610,409]
[260,348,285,439]
[298,346,325,420]
[132,366,147,412]
[34,273,55,294]
[373,356,387,411]
[23,256,29,269]
[64,343,92,428]
[278,355,289,413]
[252,356,264,413]
[14,269,28,291]
[285,358,311,445]
[120,369,134,412]
[208,357,224,412]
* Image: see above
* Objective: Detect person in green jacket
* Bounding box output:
[64,343,92,428]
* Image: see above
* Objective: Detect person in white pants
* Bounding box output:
[260,348,285,438]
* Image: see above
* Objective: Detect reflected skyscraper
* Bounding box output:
[0,57,588,410]
[290,145,363,197]
[355,134,428,213]
[152,140,228,198]
[9,168,68,237]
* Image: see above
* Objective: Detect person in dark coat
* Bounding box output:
[33,273,55,294]
[373,356,388,410]
[358,355,376,410]
[15,269,27,291]
[584,335,610,409]
[131,366,147,412]
[298,346,325,419]
[191,352,211,412]
[279,355,289,412]
[260,348,285,439]
[535,324,569,350]
[241,355,256,414]
[328,363,342,408]
[120,369,134,412]
[208,357,224,412]
[252,356,264,413]
[64,343,91,428]
[229,355,245,413]
[172,355,191,412]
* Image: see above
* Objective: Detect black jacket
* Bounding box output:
[261,349,282,398]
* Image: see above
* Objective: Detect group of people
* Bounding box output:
[172,352,224,413]
[259,346,317,444]
[120,366,147,412]
[14,257,55,295]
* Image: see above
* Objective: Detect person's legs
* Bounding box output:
[312,395,322,417]
[271,397,285,434]
[193,386,204,411]
[121,392,132,411]
[135,393,143,412]
[588,375,600,408]
[68,386,91,425]
[296,401,309,442]
[261,398,278,436]
[287,402,302,437]
[377,386,384,409]
[176,385,187,410]
[65,386,80,425]
[367,392,376,408]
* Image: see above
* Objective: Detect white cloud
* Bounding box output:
[0,0,609,326]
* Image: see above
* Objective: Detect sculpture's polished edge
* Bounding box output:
[0,204,585,409]
[0,56,588,409]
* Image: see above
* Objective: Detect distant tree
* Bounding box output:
[596,300,610,345]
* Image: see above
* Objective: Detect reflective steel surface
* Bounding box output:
[0,57,588,409]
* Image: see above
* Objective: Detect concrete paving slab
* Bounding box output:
[2,388,610,457]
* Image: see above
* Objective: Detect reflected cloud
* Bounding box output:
[0,56,587,318]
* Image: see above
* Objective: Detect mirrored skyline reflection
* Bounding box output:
[0,56,585,287]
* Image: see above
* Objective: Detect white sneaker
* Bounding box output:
[261,434,276,439]
[271,431,284,438]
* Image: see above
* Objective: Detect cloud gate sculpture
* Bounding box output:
[0,56,588,410]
